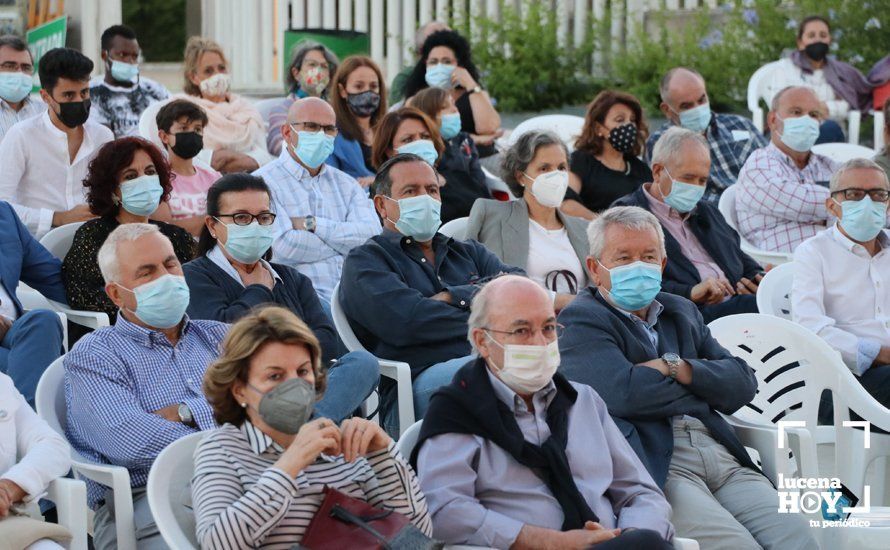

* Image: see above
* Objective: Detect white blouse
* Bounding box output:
[526,220,588,294]
[765,57,850,121]
[0,373,70,501]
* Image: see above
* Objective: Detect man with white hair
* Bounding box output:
[558,206,816,549]
[64,223,228,549]
[793,157,890,410]
[735,85,839,252]
[617,127,762,322]
[415,274,674,550]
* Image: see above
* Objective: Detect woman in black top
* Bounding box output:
[410,87,491,222]
[62,137,196,322]
[565,90,652,219]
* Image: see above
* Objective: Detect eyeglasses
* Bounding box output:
[290,121,338,136]
[831,188,890,202]
[483,323,565,344]
[215,212,276,226]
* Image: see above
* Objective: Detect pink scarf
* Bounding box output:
[177,93,266,154]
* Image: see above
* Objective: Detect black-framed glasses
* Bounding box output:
[483,323,565,343]
[831,188,890,202]
[215,212,276,226]
[290,121,338,136]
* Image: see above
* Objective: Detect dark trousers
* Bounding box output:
[595,529,673,549]
[816,119,846,144]
[700,294,758,324]
[819,364,890,433]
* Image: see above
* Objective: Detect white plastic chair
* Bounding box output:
[875,110,885,152]
[754,262,794,320]
[481,167,516,201]
[812,143,876,164]
[750,60,862,144]
[35,357,137,550]
[717,186,793,267]
[439,217,469,240]
[22,477,91,550]
[147,432,203,550]
[17,283,68,352]
[501,114,585,152]
[396,420,699,549]
[330,284,415,437]
[38,223,111,332]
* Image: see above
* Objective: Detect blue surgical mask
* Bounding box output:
[677,103,711,133]
[386,194,441,242]
[109,59,139,83]
[662,168,706,213]
[599,260,662,312]
[0,71,32,103]
[778,115,820,153]
[292,130,335,169]
[397,139,438,166]
[425,63,454,89]
[836,197,888,243]
[120,174,163,216]
[440,112,461,140]
[120,274,191,329]
[219,221,275,264]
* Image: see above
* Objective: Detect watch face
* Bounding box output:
[663,353,681,363]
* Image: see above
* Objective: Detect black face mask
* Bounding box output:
[804,42,830,62]
[346,90,380,117]
[170,131,203,159]
[607,122,638,154]
[54,99,90,129]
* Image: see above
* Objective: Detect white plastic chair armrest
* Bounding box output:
[46,477,89,550]
[834,371,890,432]
[379,359,415,438]
[70,459,137,550]
[752,107,764,133]
[847,110,862,145]
[48,300,110,330]
[674,537,699,550]
[727,419,781,484]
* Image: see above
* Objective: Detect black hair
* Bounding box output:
[797,15,831,40]
[197,173,274,259]
[0,35,31,60]
[38,48,93,93]
[402,30,481,100]
[101,24,137,51]
[374,153,431,197]
[156,98,209,133]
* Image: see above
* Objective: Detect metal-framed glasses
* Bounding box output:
[290,121,338,136]
[831,188,890,202]
[214,212,276,226]
[483,323,565,344]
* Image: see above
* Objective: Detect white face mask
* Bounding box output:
[485,334,560,394]
[524,170,569,208]
[199,72,230,98]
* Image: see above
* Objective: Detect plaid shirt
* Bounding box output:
[646,113,768,204]
[0,95,45,144]
[64,315,228,508]
[735,143,838,253]
[255,150,382,302]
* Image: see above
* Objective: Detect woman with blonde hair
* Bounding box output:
[179,36,272,172]
[193,306,431,548]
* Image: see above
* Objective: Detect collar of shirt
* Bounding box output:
[642,182,693,221]
[277,147,328,181]
[112,310,192,348]
[765,141,818,172]
[829,224,890,257]
[381,227,450,255]
[207,245,282,286]
[597,287,664,328]
[485,366,557,415]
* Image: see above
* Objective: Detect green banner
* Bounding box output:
[26,15,67,91]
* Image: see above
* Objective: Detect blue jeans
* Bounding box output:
[0,309,63,405]
[314,350,379,423]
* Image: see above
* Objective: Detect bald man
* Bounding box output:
[735,85,839,253]
[646,67,767,204]
[253,97,381,304]
[415,275,674,550]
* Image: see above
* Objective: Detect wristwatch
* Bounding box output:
[662,353,681,380]
[304,215,317,233]
[178,402,196,427]
[469,85,482,94]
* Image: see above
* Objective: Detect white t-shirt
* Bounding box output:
[526,220,588,294]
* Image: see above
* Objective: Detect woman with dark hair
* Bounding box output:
[182,173,379,422]
[62,137,196,320]
[267,41,340,156]
[565,90,652,219]
[401,30,502,162]
[327,56,387,187]
[764,14,872,143]
[409,87,490,221]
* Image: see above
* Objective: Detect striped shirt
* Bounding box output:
[64,314,229,507]
[0,95,45,144]
[254,150,381,302]
[192,421,432,549]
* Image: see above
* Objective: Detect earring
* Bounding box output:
[240,402,247,408]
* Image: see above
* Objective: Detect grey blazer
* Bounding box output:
[465,198,589,270]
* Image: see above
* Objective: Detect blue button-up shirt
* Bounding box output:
[255,150,381,302]
[64,314,228,507]
[340,230,523,374]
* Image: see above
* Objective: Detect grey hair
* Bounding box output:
[829,157,890,193]
[650,126,708,167]
[587,206,666,260]
[500,130,569,197]
[373,153,435,197]
[466,274,543,350]
[770,85,817,111]
[659,66,704,104]
[97,223,161,283]
[285,40,339,94]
